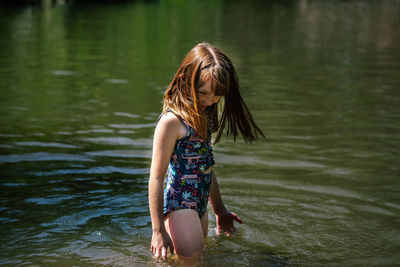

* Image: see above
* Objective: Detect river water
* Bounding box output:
[0,0,399,266]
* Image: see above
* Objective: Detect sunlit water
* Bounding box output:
[0,0,399,266]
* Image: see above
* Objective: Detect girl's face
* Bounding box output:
[198,80,221,110]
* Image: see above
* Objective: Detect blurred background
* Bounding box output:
[0,0,399,266]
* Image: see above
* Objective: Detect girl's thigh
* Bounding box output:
[164,209,205,257]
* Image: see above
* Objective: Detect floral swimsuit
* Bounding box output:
[162,111,215,218]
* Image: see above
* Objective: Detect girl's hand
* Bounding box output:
[150,229,174,260]
[215,211,243,236]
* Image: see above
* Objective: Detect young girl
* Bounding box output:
[149,42,264,260]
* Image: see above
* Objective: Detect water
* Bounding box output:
[1,0,399,266]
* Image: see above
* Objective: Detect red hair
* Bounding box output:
[163,43,264,143]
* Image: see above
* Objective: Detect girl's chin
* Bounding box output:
[200,105,211,111]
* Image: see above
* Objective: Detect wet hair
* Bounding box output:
[163,42,264,143]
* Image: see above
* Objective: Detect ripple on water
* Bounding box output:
[283,135,315,140]
[0,152,94,164]
[107,123,156,129]
[0,144,14,149]
[29,166,149,176]
[117,130,136,134]
[57,241,148,267]
[14,142,79,149]
[54,131,73,135]
[51,70,76,76]
[105,78,128,84]
[0,217,19,223]
[0,133,23,137]
[299,207,347,220]
[325,167,353,178]
[356,205,395,216]
[41,205,146,230]
[75,129,114,134]
[2,182,27,187]
[225,177,363,200]
[384,202,400,210]
[113,112,141,118]
[285,183,363,200]
[88,189,113,194]
[25,195,77,205]
[215,153,325,169]
[111,215,149,230]
[85,150,151,158]
[81,137,152,147]
[41,210,109,229]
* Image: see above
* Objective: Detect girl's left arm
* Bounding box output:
[209,171,243,236]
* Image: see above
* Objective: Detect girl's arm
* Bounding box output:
[149,114,182,259]
[209,171,243,236]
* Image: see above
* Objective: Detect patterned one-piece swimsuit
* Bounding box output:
[162,111,215,218]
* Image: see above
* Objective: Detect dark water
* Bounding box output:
[1,0,399,266]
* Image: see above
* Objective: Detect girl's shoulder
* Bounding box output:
[157,111,182,129]
[158,111,188,139]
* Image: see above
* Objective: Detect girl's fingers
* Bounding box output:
[152,246,171,261]
[223,226,236,236]
[154,248,160,258]
[231,212,243,224]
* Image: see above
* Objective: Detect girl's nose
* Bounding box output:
[206,99,215,107]
[204,95,221,107]
[211,96,221,105]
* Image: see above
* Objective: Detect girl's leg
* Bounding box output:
[200,212,208,238]
[164,209,205,258]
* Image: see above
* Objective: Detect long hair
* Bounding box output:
[163,42,264,143]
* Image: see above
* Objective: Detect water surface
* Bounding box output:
[0,0,399,266]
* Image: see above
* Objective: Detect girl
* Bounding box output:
[149,42,264,260]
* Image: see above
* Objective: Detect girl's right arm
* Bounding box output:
[148,113,182,260]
